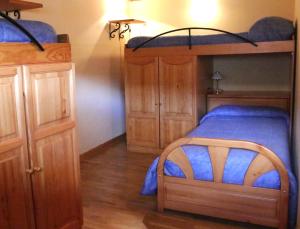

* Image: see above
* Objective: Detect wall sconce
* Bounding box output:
[212,71,223,94]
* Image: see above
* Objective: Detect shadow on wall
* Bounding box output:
[74,18,125,154]
[128,0,294,36]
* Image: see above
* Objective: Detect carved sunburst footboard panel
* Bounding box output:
[157,138,289,229]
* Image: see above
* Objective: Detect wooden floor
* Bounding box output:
[80,139,269,229]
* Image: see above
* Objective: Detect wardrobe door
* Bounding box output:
[0,66,33,229]
[23,63,82,229]
[125,57,160,153]
[159,56,197,148]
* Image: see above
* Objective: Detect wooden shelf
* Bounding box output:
[109,19,145,25]
[0,0,43,11]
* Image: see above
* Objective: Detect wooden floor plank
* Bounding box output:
[81,140,269,229]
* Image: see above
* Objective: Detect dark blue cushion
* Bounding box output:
[0,19,57,43]
[248,17,294,42]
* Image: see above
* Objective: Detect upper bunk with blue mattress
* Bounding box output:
[0,17,71,66]
[125,17,296,57]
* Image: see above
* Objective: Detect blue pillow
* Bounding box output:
[200,105,290,127]
[248,17,294,42]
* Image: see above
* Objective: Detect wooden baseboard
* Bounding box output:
[127,144,162,155]
[80,134,126,160]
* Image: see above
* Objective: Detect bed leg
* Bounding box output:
[157,173,165,213]
[157,190,164,212]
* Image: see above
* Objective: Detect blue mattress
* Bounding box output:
[141,105,297,227]
[0,19,57,43]
[127,17,294,48]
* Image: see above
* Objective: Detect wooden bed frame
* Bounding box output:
[125,40,294,57]
[0,34,71,66]
[157,96,291,229]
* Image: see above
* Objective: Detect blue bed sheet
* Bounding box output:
[0,19,57,43]
[141,105,297,227]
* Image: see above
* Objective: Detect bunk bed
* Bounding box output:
[124,17,297,229]
[125,17,295,57]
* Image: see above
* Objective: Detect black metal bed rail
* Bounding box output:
[132,27,257,52]
[0,11,44,51]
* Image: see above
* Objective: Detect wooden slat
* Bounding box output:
[244,154,275,186]
[207,91,290,99]
[167,148,194,179]
[27,62,72,73]
[163,177,281,228]
[165,182,278,218]
[0,43,71,66]
[207,96,290,112]
[165,176,280,198]
[208,146,229,183]
[125,40,295,58]
[164,200,278,228]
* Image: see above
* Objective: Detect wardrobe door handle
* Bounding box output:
[33,167,43,173]
[26,169,34,175]
[62,98,67,115]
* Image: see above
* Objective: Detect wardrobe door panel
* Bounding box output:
[127,117,157,147]
[125,57,159,150]
[0,66,33,229]
[159,56,197,148]
[23,63,82,229]
[162,120,194,147]
[32,130,80,229]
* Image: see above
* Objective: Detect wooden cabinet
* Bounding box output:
[0,63,82,229]
[125,56,211,153]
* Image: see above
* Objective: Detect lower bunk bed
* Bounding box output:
[141,105,297,229]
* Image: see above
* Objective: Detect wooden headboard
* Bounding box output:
[207,91,291,112]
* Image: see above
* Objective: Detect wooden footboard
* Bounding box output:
[157,138,289,229]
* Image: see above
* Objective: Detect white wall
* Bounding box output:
[128,0,295,36]
[213,54,291,92]
[23,0,127,154]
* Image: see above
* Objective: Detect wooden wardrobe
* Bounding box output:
[0,42,82,228]
[125,56,211,153]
